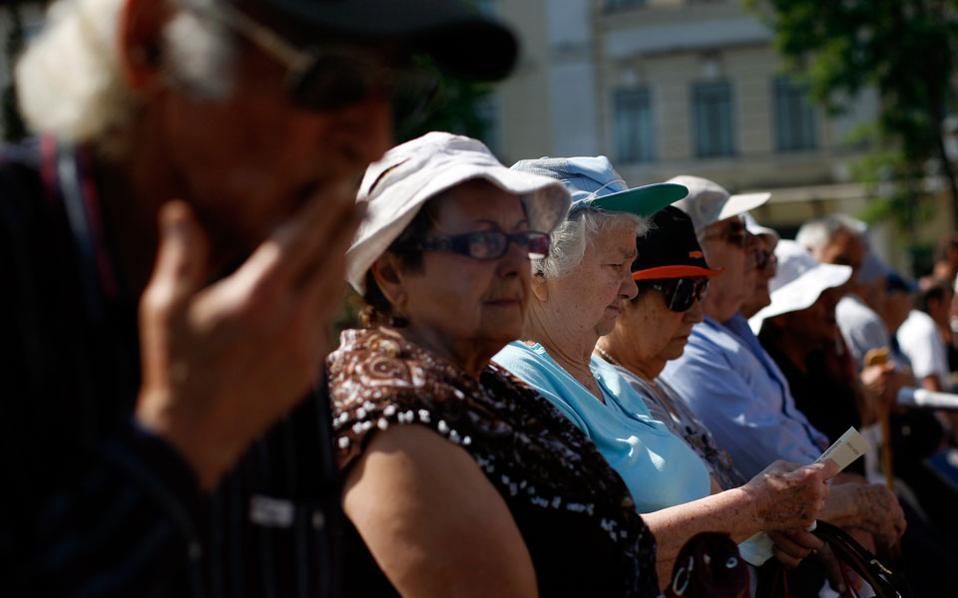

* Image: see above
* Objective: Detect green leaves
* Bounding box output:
[747,0,958,230]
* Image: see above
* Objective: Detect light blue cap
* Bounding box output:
[510,155,688,217]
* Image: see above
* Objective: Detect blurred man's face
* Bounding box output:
[699,216,749,323]
[150,15,394,260]
[814,231,865,287]
[740,233,778,318]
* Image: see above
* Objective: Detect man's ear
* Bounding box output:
[119,0,173,90]
[370,253,407,312]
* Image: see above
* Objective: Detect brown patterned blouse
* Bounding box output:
[328,328,660,597]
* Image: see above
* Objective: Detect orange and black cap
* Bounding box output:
[632,206,722,281]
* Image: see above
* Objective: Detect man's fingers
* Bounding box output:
[768,530,821,569]
[241,182,357,290]
[301,201,365,298]
[146,201,210,309]
[818,545,849,594]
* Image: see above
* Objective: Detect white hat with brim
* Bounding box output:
[346,132,571,293]
[749,239,852,334]
[667,175,770,234]
[744,213,780,243]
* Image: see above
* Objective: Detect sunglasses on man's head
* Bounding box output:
[417,230,551,261]
[194,2,440,134]
[641,277,709,312]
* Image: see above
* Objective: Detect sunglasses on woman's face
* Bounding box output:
[644,277,709,312]
[418,230,551,260]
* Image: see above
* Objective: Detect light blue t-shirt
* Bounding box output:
[493,341,711,513]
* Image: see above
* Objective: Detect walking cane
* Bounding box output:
[864,348,895,492]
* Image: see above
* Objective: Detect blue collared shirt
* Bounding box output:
[660,314,828,478]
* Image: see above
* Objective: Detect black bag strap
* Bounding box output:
[812,520,912,598]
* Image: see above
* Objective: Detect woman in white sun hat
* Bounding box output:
[752,240,865,449]
[328,133,660,596]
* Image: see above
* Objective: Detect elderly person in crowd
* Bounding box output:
[751,241,859,448]
[740,214,779,318]
[494,158,837,585]
[1,0,518,595]
[797,215,888,370]
[328,133,661,597]
[658,178,906,554]
[752,242,958,596]
[594,206,744,490]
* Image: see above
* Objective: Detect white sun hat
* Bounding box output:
[744,213,780,244]
[346,132,572,293]
[668,175,771,235]
[749,240,852,333]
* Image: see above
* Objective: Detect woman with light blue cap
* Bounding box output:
[494,155,837,586]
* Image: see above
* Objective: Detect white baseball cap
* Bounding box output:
[749,240,852,333]
[346,132,571,293]
[668,175,770,234]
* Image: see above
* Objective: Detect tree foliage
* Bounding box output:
[746,0,958,230]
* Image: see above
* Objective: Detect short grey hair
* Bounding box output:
[534,208,646,279]
[795,214,867,254]
[16,0,236,149]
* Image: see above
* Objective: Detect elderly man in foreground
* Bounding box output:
[0,0,516,595]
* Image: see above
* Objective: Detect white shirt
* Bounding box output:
[897,309,950,389]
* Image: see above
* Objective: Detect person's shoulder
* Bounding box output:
[837,294,870,320]
[684,318,745,362]
[492,340,542,364]
[492,341,563,390]
[329,328,490,469]
[900,310,936,335]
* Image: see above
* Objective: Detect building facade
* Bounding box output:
[493,0,951,270]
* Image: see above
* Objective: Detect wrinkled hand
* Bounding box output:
[768,529,823,569]
[824,482,906,548]
[743,460,838,532]
[135,187,363,490]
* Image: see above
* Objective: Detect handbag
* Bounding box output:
[811,521,912,598]
[665,532,750,597]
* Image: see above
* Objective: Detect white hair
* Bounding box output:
[15,0,236,147]
[535,208,646,279]
[795,214,867,253]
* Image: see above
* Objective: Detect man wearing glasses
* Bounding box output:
[1,0,516,596]
[657,175,829,479]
